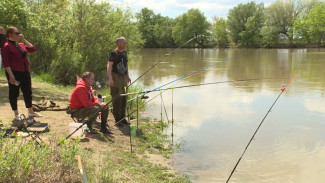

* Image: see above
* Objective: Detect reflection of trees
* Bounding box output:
[225,49,293,92]
[131,48,325,93]
[132,49,216,86]
[296,48,325,91]
[224,48,325,93]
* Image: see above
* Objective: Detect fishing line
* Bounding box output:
[121,78,288,97]
[115,70,202,125]
[127,60,227,102]
[225,71,299,183]
[60,36,197,144]
[171,86,174,144]
[160,89,164,131]
[126,87,133,153]
[158,88,170,124]
[161,92,169,123]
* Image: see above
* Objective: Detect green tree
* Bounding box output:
[1,0,143,85]
[153,15,176,48]
[0,0,28,29]
[261,0,307,47]
[212,17,228,47]
[294,2,325,45]
[172,9,210,47]
[239,4,264,47]
[136,8,175,48]
[136,8,157,48]
[227,2,264,47]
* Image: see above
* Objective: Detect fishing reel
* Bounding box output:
[141,95,149,99]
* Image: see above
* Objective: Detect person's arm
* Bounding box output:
[0,34,6,48]
[127,66,131,84]
[5,67,18,85]
[18,34,36,52]
[18,34,33,48]
[107,61,114,87]
[0,26,6,48]
[0,35,5,48]
[1,45,18,85]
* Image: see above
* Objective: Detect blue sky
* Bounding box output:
[110,0,275,19]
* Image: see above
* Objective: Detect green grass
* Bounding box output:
[135,118,185,159]
[33,72,55,83]
[0,73,190,182]
[95,150,190,183]
[0,127,190,183]
[0,69,5,77]
[0,133,81,183]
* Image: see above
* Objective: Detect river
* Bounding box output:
[129,48,325,183]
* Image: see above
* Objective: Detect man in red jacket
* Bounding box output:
[69,72,111,134]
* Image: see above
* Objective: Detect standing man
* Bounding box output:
[107,37,131,126]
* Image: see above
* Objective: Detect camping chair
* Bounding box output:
[66,107,89,123]
[19,114,47,145]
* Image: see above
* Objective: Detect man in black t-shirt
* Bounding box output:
[107,37,131,126]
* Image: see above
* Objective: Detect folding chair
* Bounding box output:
[67,108,89,123]
[19,114,47,145]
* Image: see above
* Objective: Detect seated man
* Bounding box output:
[69,72,111,134]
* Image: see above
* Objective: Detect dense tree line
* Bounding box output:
[213,0,325,48]
[1,0,325,85]
[137,0,325,48]
[136,8,211,48]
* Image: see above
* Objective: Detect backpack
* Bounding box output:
[114,50,127,75]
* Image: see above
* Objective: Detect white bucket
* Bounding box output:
[69,123,88,139]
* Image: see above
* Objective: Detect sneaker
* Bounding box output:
[100,127,112,134]
[15,115,22,121]
[28,112,43,118]
[27,118,34,125]
[87,124,97,134]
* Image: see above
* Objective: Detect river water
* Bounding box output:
[129,48,325,183]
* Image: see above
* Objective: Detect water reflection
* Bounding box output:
[131,48,325,182]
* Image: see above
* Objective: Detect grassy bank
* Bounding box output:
[0,73,190,183]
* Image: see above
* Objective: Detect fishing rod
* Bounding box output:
[121,78,288,97]
[115,68,205,125]
[225,71,299,183]
[127,60,227,103]
[59,36,197,144]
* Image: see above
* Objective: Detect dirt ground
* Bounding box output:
[0,77,175,174]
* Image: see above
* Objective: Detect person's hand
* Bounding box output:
[0,26,4,34]
[100,102,108,109]
[18,33,25,40]
[127,76,131,84]
[9,77,19,86]
[109,79,114,87]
